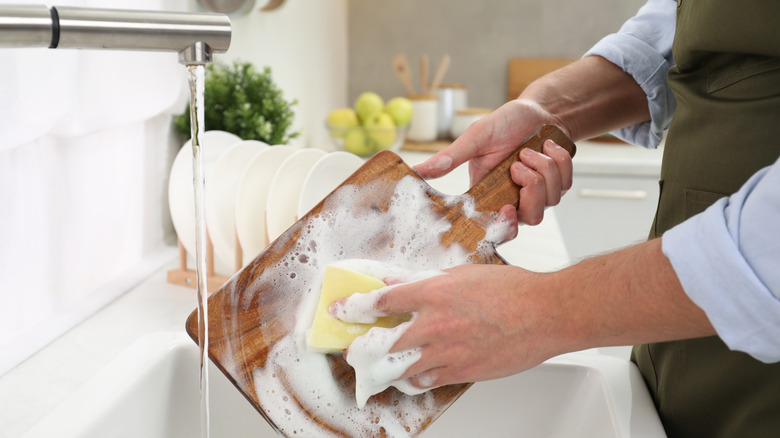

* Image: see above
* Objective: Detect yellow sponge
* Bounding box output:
[307,265,409,353]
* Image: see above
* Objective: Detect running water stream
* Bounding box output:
[186,64,211,438]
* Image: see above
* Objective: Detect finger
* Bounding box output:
[412,152,455,179]
[494,205,519,243]
[329,286,394,324]
[406,368,444,390]
[413,118,486,179]
[519,146,563,207]
[383,269,446,287]
[543,139,573,191]
[330,271,443,322]
[395,340,466,387]
[510,161,546,225]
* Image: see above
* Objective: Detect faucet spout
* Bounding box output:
[179,41,214,66]
[0,5,230,63]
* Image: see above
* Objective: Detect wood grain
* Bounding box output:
[186,125,575,436]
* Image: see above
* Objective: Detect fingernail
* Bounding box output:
[415,372,438,389]
[328,300,344,317]
[520,148,534,158]
[428,154,453,172]
[543,140,559,154]
[512,161,529,172]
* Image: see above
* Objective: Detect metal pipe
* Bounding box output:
[54,7,230,53]
[0,5,230,63]
[0,5,52,48]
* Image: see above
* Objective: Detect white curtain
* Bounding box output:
[0,0,191,375]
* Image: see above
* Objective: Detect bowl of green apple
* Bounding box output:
[326,92,412,158]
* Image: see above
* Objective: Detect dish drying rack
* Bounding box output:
[167,229,245,293]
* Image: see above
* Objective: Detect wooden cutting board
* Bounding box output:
[186,125,576,437]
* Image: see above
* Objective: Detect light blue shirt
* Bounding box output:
[584,0,677,149]
[585,0,780,362]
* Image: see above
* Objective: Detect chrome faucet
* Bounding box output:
[0,5,231,65]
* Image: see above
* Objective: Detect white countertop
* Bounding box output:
[0,259,195,438]
[0,149,573,437]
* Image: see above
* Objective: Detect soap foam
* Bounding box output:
[347,320,425,410]
[243,175,506,437]
[328,265,446,409]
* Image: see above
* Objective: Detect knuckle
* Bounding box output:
[538,155,557,172]
[373,292,391,313]
[526,174,545,189]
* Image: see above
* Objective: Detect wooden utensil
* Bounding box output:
[419,54,429,96]
[391,53,416,96]
[186,125,576,437]
[429,54,451,94]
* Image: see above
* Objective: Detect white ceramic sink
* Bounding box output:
[22,332,665,437]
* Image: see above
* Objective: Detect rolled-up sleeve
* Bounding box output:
[584,0,677,148]
[662,158,780,363]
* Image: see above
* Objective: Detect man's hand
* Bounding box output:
[413,100,573,225]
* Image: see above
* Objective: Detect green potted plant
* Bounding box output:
[174,60,301,145]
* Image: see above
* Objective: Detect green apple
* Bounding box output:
[327,108,359,137]
[354,92,384,123]
[384,97,413,127]
[343,127,373,156]
[364,112,397,148]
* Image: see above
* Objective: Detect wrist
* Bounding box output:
[517,56,649,141]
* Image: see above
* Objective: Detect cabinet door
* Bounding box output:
[555,175,659,261]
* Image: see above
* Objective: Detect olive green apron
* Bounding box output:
[631,0,780,436]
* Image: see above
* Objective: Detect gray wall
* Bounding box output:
[348,0,646,109]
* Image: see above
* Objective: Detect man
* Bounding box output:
[335,0,780,435]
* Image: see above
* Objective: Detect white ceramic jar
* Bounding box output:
[435,84,467,140]
[450,107,492,139]
[407,95,438,142]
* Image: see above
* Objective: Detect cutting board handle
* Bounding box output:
[466,124,576,214]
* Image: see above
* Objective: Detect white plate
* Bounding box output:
[235,146,296,266]
[297,151,364,218]
[206,140,269,270]
[168,130,241,275]
[265,148,327,244]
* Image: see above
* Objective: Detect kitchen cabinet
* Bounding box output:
[555,140,664,261]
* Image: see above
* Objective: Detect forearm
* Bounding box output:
[519,56,650,142]
[540,237,715,354]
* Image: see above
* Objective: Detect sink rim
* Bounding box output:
[22,332,665,438]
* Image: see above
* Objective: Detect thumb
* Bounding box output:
[412,127,484,179]
[413,152,455,179]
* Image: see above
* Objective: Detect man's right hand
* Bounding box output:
[413,99,573,225]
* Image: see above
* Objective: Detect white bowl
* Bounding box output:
[297,151,364,218]
[205,140,269,271]
[265,148,327,244]
[168,130,241,275]
[234,146,296,266]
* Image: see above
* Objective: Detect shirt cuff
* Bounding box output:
[585,33,676,148]
[662,181,780,363]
